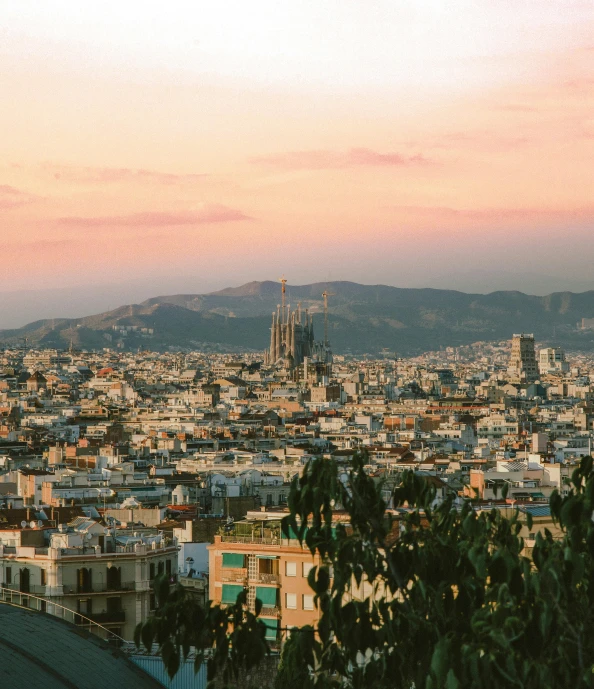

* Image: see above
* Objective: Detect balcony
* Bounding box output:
[62,581,136,595]
[221,568,247,584]
[2,584,48,595]
[220,535,282,545]
[257,573,280,585]
[260,606,281,618]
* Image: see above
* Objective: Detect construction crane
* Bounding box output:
[322,290,335,347]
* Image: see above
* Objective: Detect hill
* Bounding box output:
[2,281,594,355]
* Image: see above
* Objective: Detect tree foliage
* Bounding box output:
[137,453,594,688]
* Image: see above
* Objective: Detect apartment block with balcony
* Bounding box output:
[208,510,323,645]
[0,516,178,640]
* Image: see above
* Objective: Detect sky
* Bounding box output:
[1,1,593,326]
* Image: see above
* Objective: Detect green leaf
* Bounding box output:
[445,669,461,689]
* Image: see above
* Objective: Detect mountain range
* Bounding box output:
[2,281,594,355]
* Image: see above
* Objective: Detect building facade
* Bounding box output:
[0,517,178,640]
[508,334,539,383]
[208,512,323,644]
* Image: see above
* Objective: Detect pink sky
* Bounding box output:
[1,1,593,301]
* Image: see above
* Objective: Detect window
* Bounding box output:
[222,553,245,568]
[302,562,313,578]
[303,594,314,611]
[19,567,30,594]
[149,563,155,580]
[107,566,121,591]
[285,561,296,577]
[285,593,297,609]
[221,584,244,604]
[77,568,93,593]
[149,593,156,611]
[5,566,11,585]
[256,586,277,608]
[257,557,279,576]
[158,561,165,576]
[78,598,92,615]
[40,569,46,586]
[166,560,172,576]
[261,618,279,641]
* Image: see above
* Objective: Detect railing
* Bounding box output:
[62,581,137,594]
[0,586,126,645]
[257,573,280,585]
[220,535,282,545]
[260,606,281,618]
[2,584,48,595]
[221,567,247,583]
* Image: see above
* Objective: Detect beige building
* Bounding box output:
[0,517,178,640]
[508,334,538,383]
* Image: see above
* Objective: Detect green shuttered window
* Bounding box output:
[255,586,277,607]
[261,618,279,641]
[221,584,244,604]
[222,553,245,568]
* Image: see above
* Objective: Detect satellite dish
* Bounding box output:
[29,520,36,529]
[85,532,92,541]
[37,520,44,528]
[20,520,27,529]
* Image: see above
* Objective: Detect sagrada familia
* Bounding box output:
[264,280,332,369]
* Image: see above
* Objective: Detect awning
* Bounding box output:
[222,553,245,568]
[256,555,277,560]
[260,617,279,641]
[221,584,244,604]
[255,586,277,607]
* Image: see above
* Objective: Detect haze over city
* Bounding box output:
[1,0,593,327]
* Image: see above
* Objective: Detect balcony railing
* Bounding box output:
[220,535,282,545]
[2,584,48,595]
[257,573,280,585]
[221,568,247,584]
[62,581,137,595]
[260,606,281,618]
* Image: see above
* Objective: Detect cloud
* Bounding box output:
[391,204,594,225]
[249,148,428,170]
[0,184,37,209]
[42,164,208,185]
[57,205,251,228]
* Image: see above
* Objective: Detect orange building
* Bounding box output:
[208,510,323,645]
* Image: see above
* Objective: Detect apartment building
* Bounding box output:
[0,517,178,640]
[208,510,323,645]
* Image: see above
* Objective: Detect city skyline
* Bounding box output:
[1,1,593,302]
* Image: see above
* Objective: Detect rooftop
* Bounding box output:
[0,602,162,689]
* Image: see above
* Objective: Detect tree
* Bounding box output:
[136,453,594,688]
